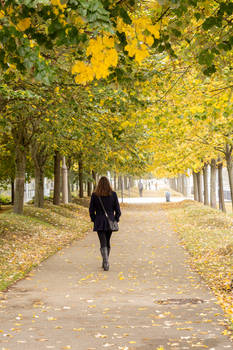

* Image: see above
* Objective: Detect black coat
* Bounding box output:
[89,191,121,231]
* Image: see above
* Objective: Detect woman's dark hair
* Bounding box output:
[94,176,113,196]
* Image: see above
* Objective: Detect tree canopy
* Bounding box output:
[0,0,232,213]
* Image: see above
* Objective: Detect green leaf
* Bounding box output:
[202,16,221,30]
[119,8,132,25]
[203,64,216,76]
[218,41,232,51]
[171,28,182,37]
[194,12,201,21]
[198,49,214,66]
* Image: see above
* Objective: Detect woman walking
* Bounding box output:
[89,176,121,271]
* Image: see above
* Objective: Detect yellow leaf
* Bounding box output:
[47,317,57,321]
[17,18,31,31]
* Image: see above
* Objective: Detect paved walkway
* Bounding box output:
[0,204,232,350]
[121,197,191,204]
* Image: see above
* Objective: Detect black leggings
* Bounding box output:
[97,230,112,249]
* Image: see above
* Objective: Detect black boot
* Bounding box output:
[102,247,111,268]
[107,247,111,257]
[100,247,109,271]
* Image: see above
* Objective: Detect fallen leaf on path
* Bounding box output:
[47,317,56,321]
[95,333,107,338]
[103,344,114,347]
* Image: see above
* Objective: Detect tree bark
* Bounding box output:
[62,156,69,204]
[181,175,184,195]
[193,171,198,201]
[129,176,134,188]
[203,163,209,206]
[225,144,233,210]
[118,175,121,190]
[217,158,226,212]
[31,142,48,208]
[53,151,61,205]
[210,159,217,208]
[92,171,96,190]
[34,165,44,208]
[177,176,182,193]
[11,180,14,205]
[124,176,128,190]
[78,155,84,198]
[114,172,117,191]
[182,175,188,196]
[87,181,92,196]
[14,145,26,214]
[67,170,72,203]
[66,158,72,203]
[120,176,123,202]
[196,171,203,202]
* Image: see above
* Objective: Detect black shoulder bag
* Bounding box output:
[98,197,119,232]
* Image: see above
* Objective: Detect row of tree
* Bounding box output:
[0,0,232,214]
[169,160,229,213]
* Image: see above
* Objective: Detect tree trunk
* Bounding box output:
[11,180,14,205]
[177,176,182,193]
[129,176,134,188]
[114,172,117,191]
[210,159,217,209]
[53,151,61,205]
[225,144,233,210]
[14,145,26,214]
[218,158,226,212]
[120,176,123,202]
[78,156,84,198]
[193,171,198,201]
[87,181,92,196]
[181,175,184,195]
[203,163,209,206]
[67,170,72,202]
[66,158,72,203]
[124,176,128,190]
[85,181,87,195]
[196,171,203,202]
[182,175,188,196]
[118,175,121,190]
[92,171,96,190]
[31,142,49,208]
[62,156,68,204]
[34,166,44,208]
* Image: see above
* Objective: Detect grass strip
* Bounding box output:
[165,200,233,335]
[0,202,91,292]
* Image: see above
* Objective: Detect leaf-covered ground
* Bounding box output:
[166,200,233,333]
[0,202,91,291]
[1,201,232,349]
